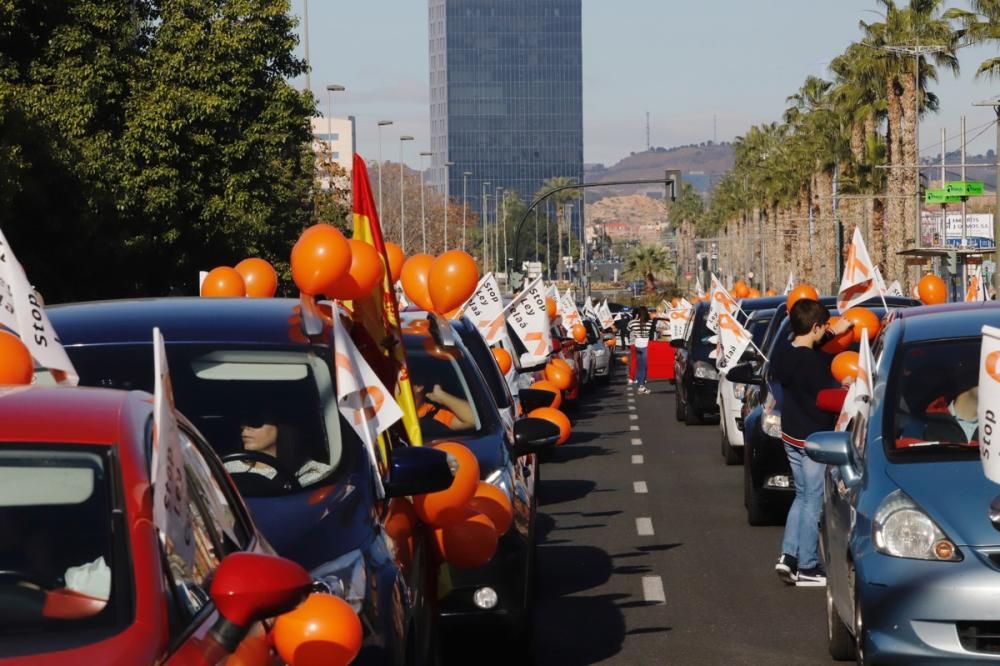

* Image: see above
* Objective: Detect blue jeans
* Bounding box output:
[634,346,648,386]
[781,442,825,570]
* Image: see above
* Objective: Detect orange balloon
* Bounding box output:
[412,442,480,527]
[765,289,778,296]
[291,224,352,297]
[400,254,435,311]
[529,406,572,445]
[842,306,881,343]
[428,250,479,314]
[273,593,362,666]
[469,481,513,536]
[234,258,278,298]
[326,239,385,300]
[786,284,820,311]
[831,351,861,384]
[546,297,558,319]
[492,347,512,374]
[529,380,562,409]
[733,281,749,298]
[385,242,406,284]
[384,497,418,567]
[671,297,680,308]
[201,266,246,298]
[748,288,761,298]
[821,316,854,354]
[571,323,587,343]
[917,274,947,305]
[544,358,574,391]
[225,635,270,666]
[0,331,32,385]
[433,508,498,570]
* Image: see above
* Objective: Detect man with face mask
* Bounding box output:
[770,298,853,587]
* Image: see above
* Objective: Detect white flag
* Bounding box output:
[598,299,614,330]
[838,228,881,310]
[835,328,875,432]
[152,328,195,570]
[560,291,582,329]
[583,296,597,317]
[0,228,78,384]
[716,313,754,373]
[980,325,1000,483]
[968,273,989,302]
[332,311,404,498]
[783,271,795,296]
[507,276,552,363]
[885,280,904,298]
[679,297,693,310]
[459,273,507,345]
[706,274,740,333]
[669,308,689,341]
[696,277,705,299]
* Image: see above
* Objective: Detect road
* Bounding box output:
[527,361,829,665]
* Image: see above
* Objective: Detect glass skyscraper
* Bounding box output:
[428,0,583,240]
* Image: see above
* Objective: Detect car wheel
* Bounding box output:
[827,583,856,661]
[684,400,702,425]
[723,434,742,466]
[853,573,868,666]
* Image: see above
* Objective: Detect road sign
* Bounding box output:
[945,181,985,197]
[925,189,963,204]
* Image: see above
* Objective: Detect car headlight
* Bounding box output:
[873,490,961,561]
[693,361,719,381]
[732,383,747,400]
[311,549,367,612]
[486,467,514,499]
[761,411,782,438]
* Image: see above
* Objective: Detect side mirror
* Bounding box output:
[512,417,560,457]
[209,552,312,650]
[384,446,454,498]
[804,431,861,488]
[725,362,761,385]
[670,339,685,349]
[816,387,848,414]
[519,388,557,413]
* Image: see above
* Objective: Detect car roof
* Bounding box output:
[739,296,785,310]
[893,301,1000,342]
[49,298,315,347]
[0,386,137,445]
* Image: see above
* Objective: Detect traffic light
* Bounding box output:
[945,251,958,275]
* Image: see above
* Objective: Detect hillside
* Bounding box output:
[586,143,735,196]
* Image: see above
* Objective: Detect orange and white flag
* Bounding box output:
[838,227,880,310]
[599,299,614,330]
[559,290,582,329]
[835,328,874,432]
[979,325,1000,483]
[459,273,507,345]
[507,276,551,363]
[707,274,739,333]
[783,272,795,296]
[715,313,753,373]
[967,273,989,302]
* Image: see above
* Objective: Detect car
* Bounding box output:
[0,386,314,665]
[48,297,455,666]
[734,296,918,526]
[400,312,558,647]
[806,302,1000,663]
[446,314,519,427]
[718,307,776,465]
[582,317,613,383]
[550,322,583,406]
[672,301,720,424]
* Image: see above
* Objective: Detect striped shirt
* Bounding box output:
[627,319,654,345]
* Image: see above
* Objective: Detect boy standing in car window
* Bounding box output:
[770,299,852,587]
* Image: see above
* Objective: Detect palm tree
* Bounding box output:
[537,176,580,281]
[625,244,673,294]
[946,1,1000,77]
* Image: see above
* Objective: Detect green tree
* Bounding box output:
[624,244,673,294]
[537,176,581,281]
[946,0,1000,77]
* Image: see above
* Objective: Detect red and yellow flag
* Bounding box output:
[350,153,423,449]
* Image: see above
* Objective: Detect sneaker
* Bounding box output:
[638,386,651,394]
[796,566,827,587]
[775,553,798,584]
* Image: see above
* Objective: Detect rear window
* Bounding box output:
[404,336,484,441]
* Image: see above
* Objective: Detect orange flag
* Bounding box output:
[350,153,423,449]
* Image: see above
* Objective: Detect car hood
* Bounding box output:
[885,460,1000,547]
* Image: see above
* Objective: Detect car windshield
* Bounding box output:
[749,315,772,349]
[64,345,342,495]
[404,336,483,440]
[0,447,127,643]
[889,338,981,455]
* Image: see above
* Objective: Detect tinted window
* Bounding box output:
[405,337,483,441]
[456,325,512,410]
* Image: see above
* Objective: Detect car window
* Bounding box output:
[0,446,129,644]
[888,338,980,456]
[404,337,483,440]
[457,325,512,410]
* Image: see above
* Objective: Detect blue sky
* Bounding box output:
[290,0,1000,169]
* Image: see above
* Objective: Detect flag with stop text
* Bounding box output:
[332,309,403,498]
[459,273,507,345]
[0,227,78,384]
[508,276,552,363]
[980,325,1000,483]
[706,273,739,333]
[838,227,881,310]
[351,153,422,448]
[835,328,874,432]
[714,313,753,373]
[560,290,583,329]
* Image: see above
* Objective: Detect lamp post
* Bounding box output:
[376,120,393,216]
[481,182,490,271]
[302,0,311,93]
[462,171,472,252]
[399,135,414,251]
[325,85,345,172]
[418,151,432,253]
[443,161,455,250]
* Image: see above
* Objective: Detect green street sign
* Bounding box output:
[925,189,963,204]
[944,181,985,197]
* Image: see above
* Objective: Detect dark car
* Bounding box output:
[672,301,720,424]
[448,315,517,429]
[734,296,918,526]
[719,307,777,465]
[401,313,557,647]
[48,298,455,666]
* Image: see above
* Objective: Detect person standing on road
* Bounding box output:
[769,299,853,587]
[628,306,654,394]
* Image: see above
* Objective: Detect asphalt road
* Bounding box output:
[527,359,829,665]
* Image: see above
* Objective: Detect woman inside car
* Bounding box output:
[224,408,331,486]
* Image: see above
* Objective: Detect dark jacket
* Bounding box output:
[770,344,838,446]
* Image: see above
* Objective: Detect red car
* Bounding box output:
[0,386,314,665]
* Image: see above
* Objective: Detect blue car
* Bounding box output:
[49,298,455,665]
[806,301,1000,663]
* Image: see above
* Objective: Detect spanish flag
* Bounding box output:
[350,153,424,448]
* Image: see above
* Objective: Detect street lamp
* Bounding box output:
[444,161,455,250]
[399,135,414,251]
[376,120,393,217]
[325,84,345,170]
[462,171,473,252]
[481,182,491,271]
[419,151,432,253]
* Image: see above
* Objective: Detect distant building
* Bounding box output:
[428,0,583,235]
[310,116,356,175]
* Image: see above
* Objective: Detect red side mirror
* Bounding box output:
[816,387,849,414]
[210,552,312,628]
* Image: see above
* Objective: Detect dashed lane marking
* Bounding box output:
[631,438,642,446]
[642,576,666,604]
[629,414,638,420]
[630,425,640,431]
[628,405,636,411]
[634,481,648,494]
[632,454,644,464]
[636,517,654,536]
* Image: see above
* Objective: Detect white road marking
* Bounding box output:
[630,425,640,431]
[634,481,648,494]
[631,437,642,446]
[636,517,654,536]
[627,398,635,403]
[632,454,644,464]
[628,405,636,411]
[629,414,638,420]
[642,576,666,604]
